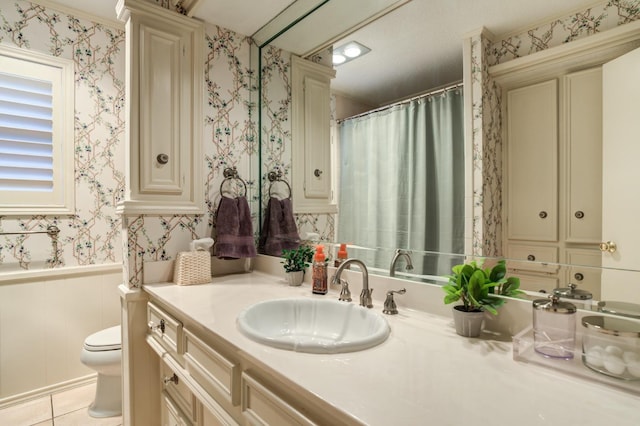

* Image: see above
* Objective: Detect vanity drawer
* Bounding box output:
[148,302,183,356]
[184,328,240,408]
[241,372,316,426]
[162,360,197,424]
[506,244,559,273]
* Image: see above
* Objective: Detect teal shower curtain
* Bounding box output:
[337,87,464,276]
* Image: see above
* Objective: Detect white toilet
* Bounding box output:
[80,325,122,418]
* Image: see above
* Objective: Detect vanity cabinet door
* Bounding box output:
[241,372,316,426]
[506,79,558,242]
[564,68,602,243]
[162,391,193,426]
[162,360,198,424]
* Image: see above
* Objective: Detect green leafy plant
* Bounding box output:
[442,259,523,315]
[281,245,315,273]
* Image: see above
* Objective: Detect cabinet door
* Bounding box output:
[162,391,193,426]
[506,80,558,241]
[117,1,204,214]
[512,273,559,294]
[564,68,602,243]
[291,56,336,214]
[565,248,601,300]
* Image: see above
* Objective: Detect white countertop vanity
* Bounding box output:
[127,265,640,426]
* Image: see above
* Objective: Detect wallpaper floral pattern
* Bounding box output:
[124,21,256,287]
[7,0,628,279]
[0,1,125,271]
[469,0,640,256]
[259,44,336,245]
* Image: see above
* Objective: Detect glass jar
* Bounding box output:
[581,315,640,380]
[533,295,576,359]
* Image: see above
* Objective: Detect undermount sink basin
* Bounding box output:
[236,298,390,354]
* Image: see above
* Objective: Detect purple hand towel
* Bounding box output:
[258,197,300,256]
[214,196,257,259]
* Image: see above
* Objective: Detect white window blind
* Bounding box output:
[0,45,74,214]
[0,72,54,191]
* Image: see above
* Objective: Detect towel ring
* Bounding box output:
[220,167,247,197]
[267,170,292,199]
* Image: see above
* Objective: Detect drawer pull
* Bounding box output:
[574,210,584,219]
[163,373,179,385]
[574,272,584,281]
[539,211,547,219]
[148,319,165,334]
[527,254,536,261]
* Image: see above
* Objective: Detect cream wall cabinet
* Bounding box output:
[504,67,602,293]
[291,55,337,214]
[116,0,204,215]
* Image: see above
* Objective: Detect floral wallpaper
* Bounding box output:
[0,1,125,271]
[259,44,336,245]
[469,0,640,256]
[124,21,256,288]
[0,0,331,286]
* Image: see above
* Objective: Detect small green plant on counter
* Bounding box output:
[281,245,315,273]
[442,259,523,315]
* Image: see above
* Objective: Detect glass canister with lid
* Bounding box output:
[532,295,577,359]
[581,315,640,380]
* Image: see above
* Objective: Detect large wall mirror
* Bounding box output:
[254,0,640,312]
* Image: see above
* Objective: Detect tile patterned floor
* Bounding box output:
[0,382,122,426]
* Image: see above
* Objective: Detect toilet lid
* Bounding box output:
[84,325,121,351]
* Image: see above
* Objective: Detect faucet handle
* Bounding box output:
[383,288,406,315]
[360,287,374,309]
[338,279,352,302]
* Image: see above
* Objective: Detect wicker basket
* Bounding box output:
[173,250,211,285]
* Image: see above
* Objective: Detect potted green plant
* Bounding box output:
[442,259,523,337]
[281,245,315,286]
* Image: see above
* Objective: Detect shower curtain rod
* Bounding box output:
[338,80,463,123]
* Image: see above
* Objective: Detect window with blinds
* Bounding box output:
[0,45,74,215]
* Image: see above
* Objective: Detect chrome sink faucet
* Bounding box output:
[331,258,373,308]
[389,249,414,277]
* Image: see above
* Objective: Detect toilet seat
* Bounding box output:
[84,325,121,352]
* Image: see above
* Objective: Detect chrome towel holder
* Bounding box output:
[267,169,292,199]
[219,167,247,198]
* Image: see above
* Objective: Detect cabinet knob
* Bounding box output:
[574,272,584,281]
[539,211,547,219]
[163,374,178,385]
[599,241,617,253]
[156,153,169,164]
[527,254,536,261]
[574,211,585,219]
[314,169,323,177]
[148,319,165,334]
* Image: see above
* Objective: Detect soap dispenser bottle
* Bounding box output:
[334,243,348,268]
[312,245,328,295]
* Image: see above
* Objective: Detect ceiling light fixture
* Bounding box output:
[333,54,346,65]
[332,41,370,66]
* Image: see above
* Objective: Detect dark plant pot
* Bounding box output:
[286,270,304,286]
[452,305,484,337]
